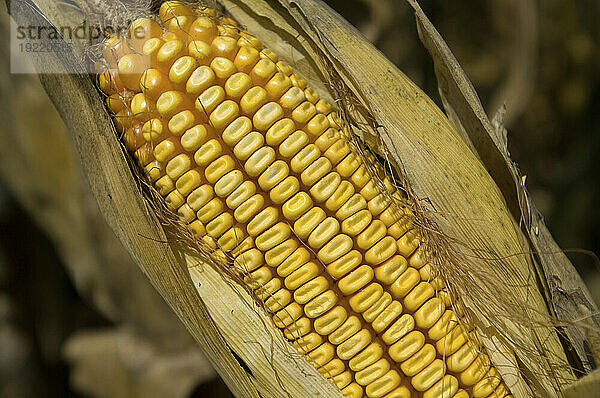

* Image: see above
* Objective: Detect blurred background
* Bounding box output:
[0,0,598,396]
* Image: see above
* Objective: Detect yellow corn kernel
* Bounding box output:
[106,9,510,398]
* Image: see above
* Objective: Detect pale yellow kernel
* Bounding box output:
[290,144,320,173]
[157,40,186,68]
[389,267,420,299]
[389,330,424,363]
[247,206,279,236]
[210,99,239,130]
[403,281,435,313]
[374,255,407,285]
[326,250,362,279]
[270,176,300,204]
[447,342,479,373]
[170,56,197,85]
[414,297,445,330]
[196,85,226,115]
[265,239,298,267]
[154,139,177,163]
[194,139,222,166]
[205,155,235,184]
[293,332,323,354]
[349,343,384,372]
[308,217,340,249]
[336,193,368,220]
[214,170,243,197]
[211,36,238,59]
[226,181,255,210]
[341,209,372,236]
[265,72,293,99]
[304,290,337,318]
[310,172,341,203]
[363,292,392,323]
[256,222,291,251]
[168,110,195,136]
[422,375,459,398]
[253,102,284,131]
[166,154,191,180]
[265,118,295,146]
[245,146,276,177]
[155,175,174,196]
[156,90,186,117]
[279,86,305,111]
[365,236,397,265]
[187,185,213,211]
[357,220,387,250]
[180,124,208,151]
[283,316,311,340]
[314,306,347,336]
[188,40,212,63]
[300,158,331,185]
[234,248,263,273]
[225,72,252,98]
[317,234,353,264]
[365,370,401,398]
[197,197,225,223]
[282,192,313,221]
[400,344,436,377]
[279,130,309,158]
[337,329,370,360]
[293,207,326,240]
[292,101,317,125]
[222,116,252,146]
[382,313,415,345]
[329,315,361,345]
[326,181,355,212]
[277,247,310,277]
[142,118,163,142]
[165,189,185,211]
[338,265,374,296]
[285,261,320,290]
[211,56,236,80]
[355,358,390,387]
[250,58,277,86]
[234,46,260,73]
[186,65,215,94]
[258,160,289,191]
[240,86,268,115]
[175,169,202,196]
[306,342,335,367]
[206,212,234,238]
[412,359,446,392]
[272,302,303,328]
[332,371,353,389]
[294,276,328,304]
[349,282,383,313]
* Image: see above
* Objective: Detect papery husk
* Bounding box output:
[8,0,598,397]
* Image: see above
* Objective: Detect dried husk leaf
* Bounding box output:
[405,0,599,376]
[9,0,597,397]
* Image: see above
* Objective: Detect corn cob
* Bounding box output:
[99,2,512,397]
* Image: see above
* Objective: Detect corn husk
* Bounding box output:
[7,0,599,397]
